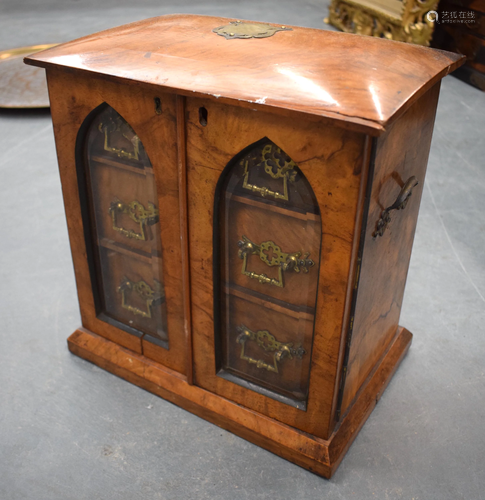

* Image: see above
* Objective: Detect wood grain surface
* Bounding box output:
[340,83,442,414]
[67,325,412,479]
[46,67,188,373]
[223,198,321,309]
[220,289,315,405]
[186,95,367,439]
[25,14,465,134]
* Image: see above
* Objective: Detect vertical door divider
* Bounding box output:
[176,95,194,384]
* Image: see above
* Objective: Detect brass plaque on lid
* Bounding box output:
[213,21,292,39]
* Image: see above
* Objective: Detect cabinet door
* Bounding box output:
[82,105,168,345]
[217,138,321,410]
[187,97,366,438]
[47,69,187,374]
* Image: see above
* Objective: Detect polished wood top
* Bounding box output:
[24,14,464,134]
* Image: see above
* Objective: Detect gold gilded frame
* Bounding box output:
[325,0,438,46]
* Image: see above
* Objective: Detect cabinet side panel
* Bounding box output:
[340,82,441,414]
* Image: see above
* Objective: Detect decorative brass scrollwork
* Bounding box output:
[373,176,419,238]
[241,144,297,201]
[213,21,292,40]
[98,115,141,160]
[108,199,159,241]
[236,325,306,373]
[117,277,163,318]
[237,235,314,288]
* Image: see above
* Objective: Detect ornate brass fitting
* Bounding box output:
[236,325,305,373]
[108,199,159,240]
[241,144,297,202]
[373,176,418,238]
[213,21,292,40]
[98,115,141,160]
[117,277,163,319]
[238,235,314,288]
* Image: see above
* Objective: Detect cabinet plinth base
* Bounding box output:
[67,326,412,478]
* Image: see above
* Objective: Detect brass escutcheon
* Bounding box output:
[241,144,297,202]
[117,277,163,319]
[237,235,314,288]
[108,199,159,241]
[236,325,305,373]
[98,115,141,160]
[213,21,292,40]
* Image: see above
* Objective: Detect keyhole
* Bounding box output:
[199,107,208,127]
[154,97,162,115]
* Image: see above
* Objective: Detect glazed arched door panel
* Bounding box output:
[215,138,322,410]
[79,104,168,347]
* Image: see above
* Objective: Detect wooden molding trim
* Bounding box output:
[67,325,412,478]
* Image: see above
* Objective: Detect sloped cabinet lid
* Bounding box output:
[25,14,464,135]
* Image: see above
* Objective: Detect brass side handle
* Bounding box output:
[237,235,314,288]
[117,277,163,319]
[236,325,306,373]
[98,115,141,160]
[241,144,297,201]
[108,199,159,241]
[373,176,419,238]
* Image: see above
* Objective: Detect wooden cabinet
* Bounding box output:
[25,14,464,478]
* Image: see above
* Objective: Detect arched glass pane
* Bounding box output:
[216,139,322,409]
[81,105,168,347]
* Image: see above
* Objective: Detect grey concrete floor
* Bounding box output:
[1,1,484,499]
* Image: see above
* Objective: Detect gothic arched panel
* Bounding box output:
[215,138,322,409]
[78,104,168,347]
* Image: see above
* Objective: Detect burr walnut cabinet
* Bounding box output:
[25,14,464,478]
